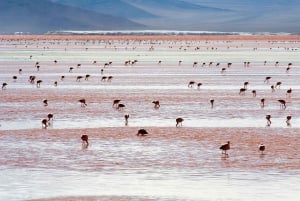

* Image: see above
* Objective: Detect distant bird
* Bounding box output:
[188,81,195,88]
[239,88,246,95]
[41,119,49,129]
[258,144,265,154]
[197,83,203,89]
[264,76,271,83]
[124,114,129,126]
[266,115,271,126]
[152,100,160,109]
[81,135,89,148]
[271,85,275,92]
[286,115,292,126]
[79,99,87,107]
[43,99,48,107]
[136,129,148,136]
[76,76,83,82]
[278,99,286,109]
[113,99,121,108]
[12,76,17,81]
[193,62,198,67]
[286,88,292,97]
[85,74,90,81]
[117,103,125,110]
[220,141,230,155]
[243,81,249,89]
[47,113,54,122]
[36,80,42,88]
[176,118,184,127]
[2,82,7,90]
[210,99,214,108]
[107,76,113,82]
[275,82,282,89]
[252,90,256,97]
[260,98,265,108]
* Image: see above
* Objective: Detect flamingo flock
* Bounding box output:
[0,37,298,155]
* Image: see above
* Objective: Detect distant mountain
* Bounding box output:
[50,0,157,19]
[1,0,299,34]
[49,0,300,33]
[0,0,146,34]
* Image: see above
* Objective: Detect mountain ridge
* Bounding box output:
[0,0,146,34]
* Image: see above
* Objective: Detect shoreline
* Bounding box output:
[1,34,300,41]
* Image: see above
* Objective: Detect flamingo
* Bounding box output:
[47,113,53,122]
[29,75,36,84]
[79,99,87,107]
[193,62,198,67]
[210,99,214,108]
[275,82,282,89]
[286,88,292,97]
[113,99,121,108]
[220,141,230,155]
[278,99,286,109]
[41,119,49,129]
[197,83,203,89]
[76,76,83,82]
[152,100,160,109]
[176,118,184,127]
[260,98,265,108]
[2,83,7,90]
[239,88,246,95]
[286,115,292,126]
[137,129,148,136]
[107,76,113,82]
[117,103,125,110]
[188,81,195,88]
[85,74,90,81]
[36,80,42,88]
[266,115,271,126]
[124,114,129,126]
[101,76,107,81]
[271,85,275,92]
[258,144,265,154]
[43,99,48,106]
[264,76,271,83]
[81,135,89,148]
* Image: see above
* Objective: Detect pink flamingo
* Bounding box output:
[79,99,87,107]
[266,115,271,126]
[258,144,265,154]
[220,141,230,155]
[176,118,184,127]
[81,135,89,148]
